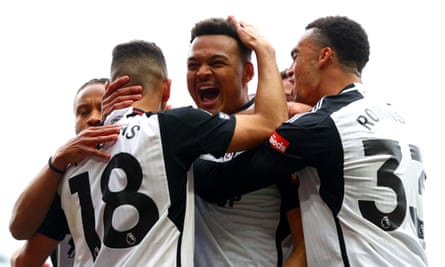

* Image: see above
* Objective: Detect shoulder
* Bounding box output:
[161,106,209,118]
[160,106,235,123]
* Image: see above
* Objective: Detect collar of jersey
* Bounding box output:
[339,83,356,94]
[103,107,145,125]
[236,96,255,112]
[127,107,145,117]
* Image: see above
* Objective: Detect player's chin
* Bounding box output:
[197,100,221,114]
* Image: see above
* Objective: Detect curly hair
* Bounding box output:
[190,17,252,62]
[306,16,370,75]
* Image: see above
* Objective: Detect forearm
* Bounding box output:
[10,125,119,239]
[226,20,288,152]
[9,163,61,240]
[285,208,307,267]
[194,153,277,202]
[283,248,307,267]
[11,233,59,267]
[254,44,288,128]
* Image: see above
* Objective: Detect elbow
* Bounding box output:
[9,217,31,240]
[9,227,26,241]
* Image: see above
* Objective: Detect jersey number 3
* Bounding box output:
[359,139,425,239]
[69,152,159,261]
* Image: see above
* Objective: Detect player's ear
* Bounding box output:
[319,47,333,68]
[242,62,254,84]
[162,78,171,103]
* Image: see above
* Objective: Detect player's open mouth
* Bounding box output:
[198,87,220,104]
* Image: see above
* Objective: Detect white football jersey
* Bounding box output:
[194,97,295,267]
[59,107,235,266]
[195,183,293,267]
[54,234,75,267]
[205,84,428,266]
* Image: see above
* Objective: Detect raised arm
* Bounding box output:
[9,125,120,240]
[227,16,288,152]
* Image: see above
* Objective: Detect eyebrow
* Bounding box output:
[187,54,229,62]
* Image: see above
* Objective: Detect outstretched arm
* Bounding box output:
[9,125,120,240]
[227,16,288,152]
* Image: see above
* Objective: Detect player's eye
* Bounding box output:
[77,107,91,117]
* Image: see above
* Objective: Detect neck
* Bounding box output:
[320,71,361,96]
[132,96,163,113]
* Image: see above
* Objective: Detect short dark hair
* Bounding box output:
[306,16,370,75]
[74,78,108,111]
[111,40,168,78]
[76,78,109,95]
[190,17,252,62]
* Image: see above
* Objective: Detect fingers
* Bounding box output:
[227,15,262,50]
[102,97,135,122]
[77,125,120,146]
[104,76,130,97]
[82,124,121,134]
[228,16,247,34]
[101,77,143,120]
[73,145,113,161]
[79,126,121,160]
[228,15,238,27]
[56,125,121,165]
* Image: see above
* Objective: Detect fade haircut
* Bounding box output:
[306,16,370,75]
[111,40,168,90]
[190,17,252,62]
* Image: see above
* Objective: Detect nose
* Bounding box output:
[196,64,211,79]
[88,109,102,127]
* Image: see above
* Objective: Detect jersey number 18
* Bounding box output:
[69,152,159,261]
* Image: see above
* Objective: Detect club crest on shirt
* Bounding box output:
[218,112,230,120]
[224,152,234,160]
[127,232,137,246]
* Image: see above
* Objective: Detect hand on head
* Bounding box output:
[102,75,143,121]
[227,16,271,51]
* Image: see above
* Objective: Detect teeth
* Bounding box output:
[198,86,214,90]
[198,87,219,102]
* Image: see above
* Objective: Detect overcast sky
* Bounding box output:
[0,0,443,266]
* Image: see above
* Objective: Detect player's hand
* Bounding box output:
[288,102,312,118]
[102,75,143,121]
[51,125,121,171]
[228,16,272,53]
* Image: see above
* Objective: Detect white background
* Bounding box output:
[0,0,442,266]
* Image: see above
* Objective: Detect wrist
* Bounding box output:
[48,156,66,175]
